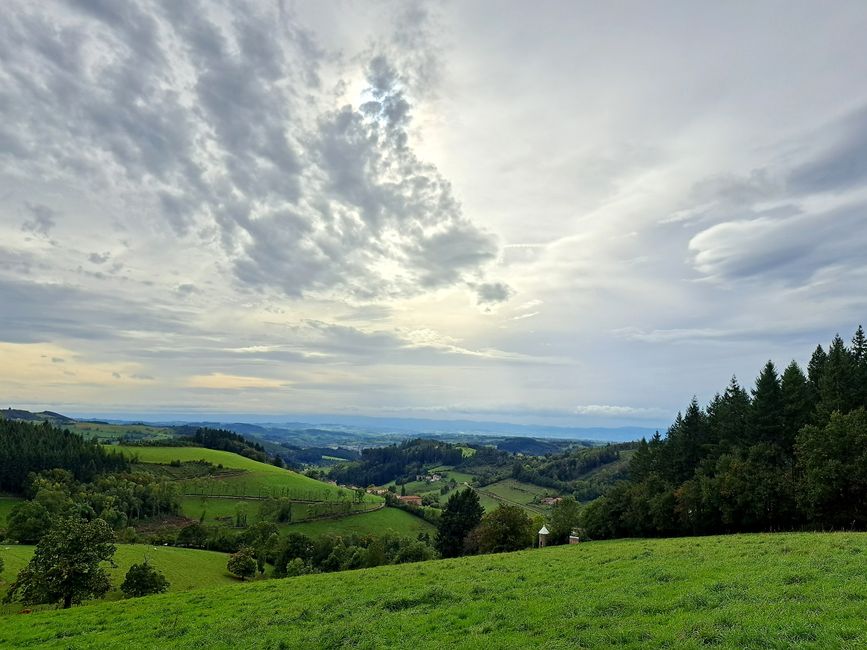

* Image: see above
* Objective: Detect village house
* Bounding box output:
[540,496,562,506]
[398,495,423,506]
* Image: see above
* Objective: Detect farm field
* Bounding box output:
[0,543,236,615]
[2,532,865,648]
[0,496,22,527]
[475,479,552,515]
[382,467,478,506]
[283,506,434,538]
[179,496,378,528]
[113,446,381,504]
[70,422,175,442]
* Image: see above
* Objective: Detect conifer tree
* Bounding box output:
[749,361,784,446]
[851,325,867,408]
[806,344,827,405]
[780,361,812,450]
[818,335,855,420]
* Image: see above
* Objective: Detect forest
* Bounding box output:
[327,439,466,486]
[581,326,867,538]
[0,420,128,493]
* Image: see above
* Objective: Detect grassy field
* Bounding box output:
[1,532,864,648]
[0,497,23,527]
[113,446,381,504]
[283,506,434,539]
[70,422,175,442]
[179,496,378,528]
[475,479,551,516]
[0,543,236,615]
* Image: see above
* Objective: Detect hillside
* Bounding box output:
[1,532,864,648]
[0,544,235,615]
[113,445,377,501]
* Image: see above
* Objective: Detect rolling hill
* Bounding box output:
[1,532,863,648]
[0,544,237,615]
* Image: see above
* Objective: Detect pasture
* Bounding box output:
[113,446,381,504]
[283,506,434,539]
[2,532,864,648]
[0,543,236,615]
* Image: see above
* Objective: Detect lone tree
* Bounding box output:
[4,517,116,609]
[227,546,257,581]
[549,497,582,544]
[435,488,484,558]
[468,505,534,554]
[120,559,169,598]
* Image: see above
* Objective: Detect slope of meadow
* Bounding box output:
[284,506,434,538]
[1,532,864,649]
[0,544,236,615]
[113,446,380,504]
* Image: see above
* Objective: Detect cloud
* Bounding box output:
[0,1,500,303]
[788,105,867,194]
[21,203,57,237]
[186,373,286,390]
[688,202,867,285]
[573,404,668,418]
[88,252,110,264]
[475,282,513,305]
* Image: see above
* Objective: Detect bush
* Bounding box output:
[120,560,169,598]
[227,546,257,580]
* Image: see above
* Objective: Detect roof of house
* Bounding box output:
[538,525,549,535]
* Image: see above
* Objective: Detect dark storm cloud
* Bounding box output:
[0,1,502,301]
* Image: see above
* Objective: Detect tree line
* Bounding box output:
[328,439,466,486]
[581,326,867,538]
[0,420,128,493]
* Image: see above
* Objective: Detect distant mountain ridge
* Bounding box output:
[1,408,76,425]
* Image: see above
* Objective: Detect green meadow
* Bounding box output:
[283,506,435,538]
[1,532,864,648]
[0,543,236,615]
[180,495,380,528]
[475,479,551,516]
[113,446,381,504]
[70,422,175,442]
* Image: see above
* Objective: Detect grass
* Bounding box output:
[475,479,551,515]
[0,543,236,615]
[0,532,864,648]
[112,446,381,504]
[179,496,378,528]
[70,422,174,442]
[0,497,23,527]
[283,507,434,539]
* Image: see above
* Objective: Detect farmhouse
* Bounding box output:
[398,495,423,506]
[541,497,562,506]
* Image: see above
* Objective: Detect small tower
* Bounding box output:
[538,525,549,548]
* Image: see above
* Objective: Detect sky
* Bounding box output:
[2,1,867,428]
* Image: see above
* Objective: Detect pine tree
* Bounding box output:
[818,335,856,420]
[708,376,751,451]
[806,344,827,404]
[749,361,784,446]
[780,361,811,450]
[851,325,867,408]
[435,488,484,558]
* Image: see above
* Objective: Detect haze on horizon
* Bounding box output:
[2,1,867,430]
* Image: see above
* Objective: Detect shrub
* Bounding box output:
[227,546,257,580]
[120,560,170,598]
